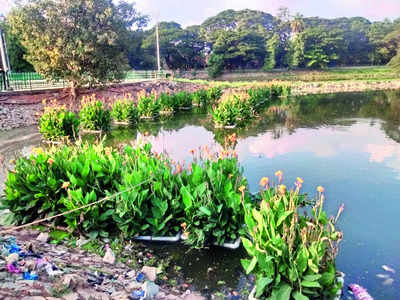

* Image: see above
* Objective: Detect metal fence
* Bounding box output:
[0,70,167,92]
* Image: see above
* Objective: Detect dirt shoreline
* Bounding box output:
[0,80,204,131]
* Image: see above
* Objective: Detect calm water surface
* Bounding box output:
[1,91,400,299]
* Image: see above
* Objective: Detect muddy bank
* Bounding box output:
[0,80,205,131]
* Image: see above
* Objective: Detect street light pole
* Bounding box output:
[0,28,10,90]
[155,22,161,73]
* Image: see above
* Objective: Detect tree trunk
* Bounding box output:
[70,81,78,102]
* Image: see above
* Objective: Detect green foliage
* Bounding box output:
[207,87,223,102]
[0,21,34,72]
[213,92,252,127]
[213,85,291,127]
[79,96,111,131]
[137,93,161,118]
[173,91,193,109]
[39,102,79,140]
[264,33,280,70]
[208,53,224,78]
[241,183,343,299]
[110,97,138,125]
[139,22,206,70]
[113,144,183,237]
[180,150,249,248]
[158,93,175,113]
[7,0,139,87]
[2,141,254,246]
[193,89,209,106]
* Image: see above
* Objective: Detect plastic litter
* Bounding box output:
[23,271,39,280]
[136,272,145,283]
[6,263,20,274]
[348,284,374,300]
[131,289,145,299]
[103,243,116,264]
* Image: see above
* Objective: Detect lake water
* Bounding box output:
[1,91,400,299]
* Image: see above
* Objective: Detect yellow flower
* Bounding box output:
[239,185,246,193]
[47,158,54,165]
[259,177,269,187]
[296,177,304,184]
[32,147,43,155]
[275,170,283,177]
[278,184,287,194]
[62,182,70,189]
[317,186,325,193]
[9,159,15,165]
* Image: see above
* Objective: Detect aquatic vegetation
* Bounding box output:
[79,95,111,131]
[241,178,343,299]
[213,92,252,127]
[180,148,250,248]
[193,89,209,106]
[110,96,139,125]
[137,92,161,119]
[2,142,250,244]
[38,100,79,140]
[158,92,176,114]
[213,84,291,127]
[113,144,184,237]
[173,91,193,109]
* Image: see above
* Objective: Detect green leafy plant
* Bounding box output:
[193,89,209,106]
[207,87,223,103]
[173,91,193,109]
[180,148,250,248]
[79,95,111,131]
[38,100,79,140]
[110,96,139,125]
[137,93,161,118]
[213,92,251,127]
[113,144,183,237]
[158,92,175,114]
[241,178,343,299]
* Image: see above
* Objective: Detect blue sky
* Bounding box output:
[1,0,399,27]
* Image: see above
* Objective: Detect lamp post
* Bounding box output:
[0,27,11,90]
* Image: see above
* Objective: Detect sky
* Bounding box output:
[1,0,399,27]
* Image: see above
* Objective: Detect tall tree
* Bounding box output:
[8,0,146,98]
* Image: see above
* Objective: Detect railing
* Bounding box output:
[0,70,167,92]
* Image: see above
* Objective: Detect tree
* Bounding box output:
[264,33,280,70]
[140,22,207,70]
[302,27,344,69]
[8,0,146,98]
[386,27,400,71]
[0,21,34,72]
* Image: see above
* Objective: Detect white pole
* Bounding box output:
[156,22,161,73]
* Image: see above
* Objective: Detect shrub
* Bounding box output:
[248,87,271,113]
[137,93,161,118]
[180,148,250,248]
[79,95,111,131]
[241,177,343,299]
[110,97,139,125]
[39,101,79,140]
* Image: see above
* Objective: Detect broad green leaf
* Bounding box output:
[292,291,309,300]
[199,206,212,217]
[301,280,321,288]
[255,277,273,298]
